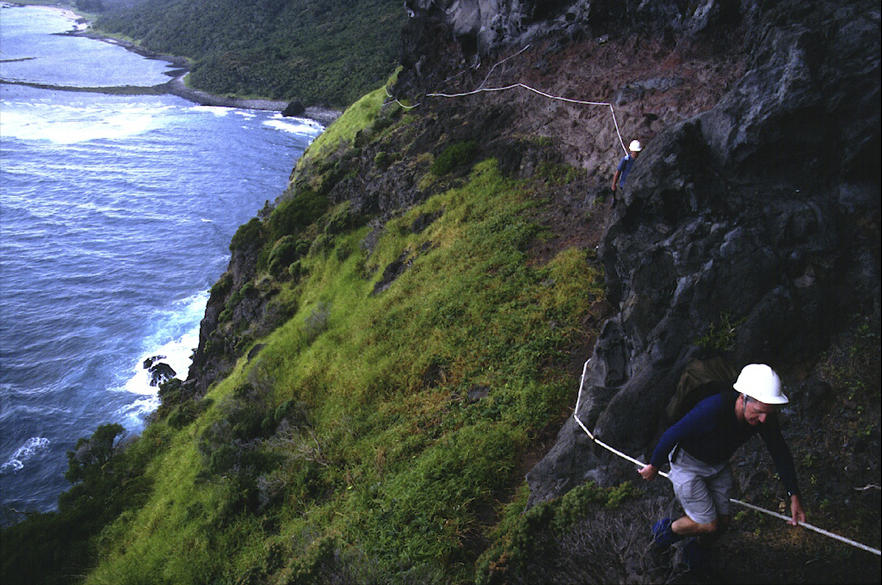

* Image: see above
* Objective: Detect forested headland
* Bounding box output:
[84,0,406,107]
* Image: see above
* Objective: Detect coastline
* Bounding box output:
[6,2,341,124]
[72,31,342,125]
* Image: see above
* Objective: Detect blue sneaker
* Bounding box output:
[651,517,683,549]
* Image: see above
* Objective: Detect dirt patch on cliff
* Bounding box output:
[421,31,745,178]
[408,30,746,268]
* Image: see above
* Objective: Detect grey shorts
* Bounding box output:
[668,447,734,524]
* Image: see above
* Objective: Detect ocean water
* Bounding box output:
[0,3,323,519]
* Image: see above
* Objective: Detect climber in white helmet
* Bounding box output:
[610,139,642,206]
[637,363,806,570]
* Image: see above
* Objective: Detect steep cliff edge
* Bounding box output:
[385,0,880,580]
[5,1,876,584]
[191,0,880,508]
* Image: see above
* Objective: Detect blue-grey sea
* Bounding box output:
[0,3,322,520]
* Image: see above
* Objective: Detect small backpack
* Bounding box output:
[665,356,738,424]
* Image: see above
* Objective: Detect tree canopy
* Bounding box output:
[95,0,406,106]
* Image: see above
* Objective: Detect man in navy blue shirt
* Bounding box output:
[638,364,806,560]
[610,139,642,205]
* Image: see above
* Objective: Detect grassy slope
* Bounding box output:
[80,85,610,584]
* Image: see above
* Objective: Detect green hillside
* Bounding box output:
[0,79,621,584]
[92,0,405,106]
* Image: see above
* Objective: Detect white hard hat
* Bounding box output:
[629,139,642,152]
[733,364,788,404]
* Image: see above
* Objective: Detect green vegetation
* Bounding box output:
[431,140,479,176]
[0,83,607,584]
[82,162,602,584]
[298,81,392,164]
[92,0,406,106]
[0,423,165,585]
[695,311,745,353]
[4,5,880,583]
[475,482,640,584]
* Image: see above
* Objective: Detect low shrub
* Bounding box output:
[475,482,655,585]
[432,140,478,175]
[267,189,329,241]
[268,235,307,277]
[374,150,392,169]
[230,217,265,252]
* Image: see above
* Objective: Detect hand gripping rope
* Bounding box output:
[572,359,881,557]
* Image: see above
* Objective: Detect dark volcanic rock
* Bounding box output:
[282,100,305,117]
[143,356,177,387]
[184,0,879,522]
[525,0,880,506]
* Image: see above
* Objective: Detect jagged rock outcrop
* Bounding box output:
[403,0,592,58]
[143,356,176,387]
[186,209,296,396]
[398,0,744,97]
[523,0,880,505]
[397,0,880,511]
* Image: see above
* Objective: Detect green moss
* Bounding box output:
[431,140,479,175]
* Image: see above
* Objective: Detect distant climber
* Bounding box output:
[610,139,642,205]
[637,364,806,568]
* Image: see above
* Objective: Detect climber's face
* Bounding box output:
[741,395,776,426]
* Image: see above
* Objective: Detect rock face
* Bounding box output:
[187,0,879,510]
[396,0,882,506]
[398,0,744,95]
[143,356,177,387]
[404,0,592,57]
[186,211,297,397]
[518,0,881,505]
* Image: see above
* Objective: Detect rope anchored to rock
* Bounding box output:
[388,41,880,558]
[388,44,630,154]
[572,359,881,557]
[427,83,628,154]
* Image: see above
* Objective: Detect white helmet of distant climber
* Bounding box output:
[733,364,788,404]
[629,139,642,152]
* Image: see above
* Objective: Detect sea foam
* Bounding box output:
[263,115,324,136]
[0,101,171,144]
[0,437,50,474]
[121,291,207,398]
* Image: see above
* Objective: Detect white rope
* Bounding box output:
[384,85,420,110]
[385,45,630,154]
[382,42,881,560]
[572,359,881,556]
[426,83,628,155]
[730,498,882,556]
[477,44,532,89]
